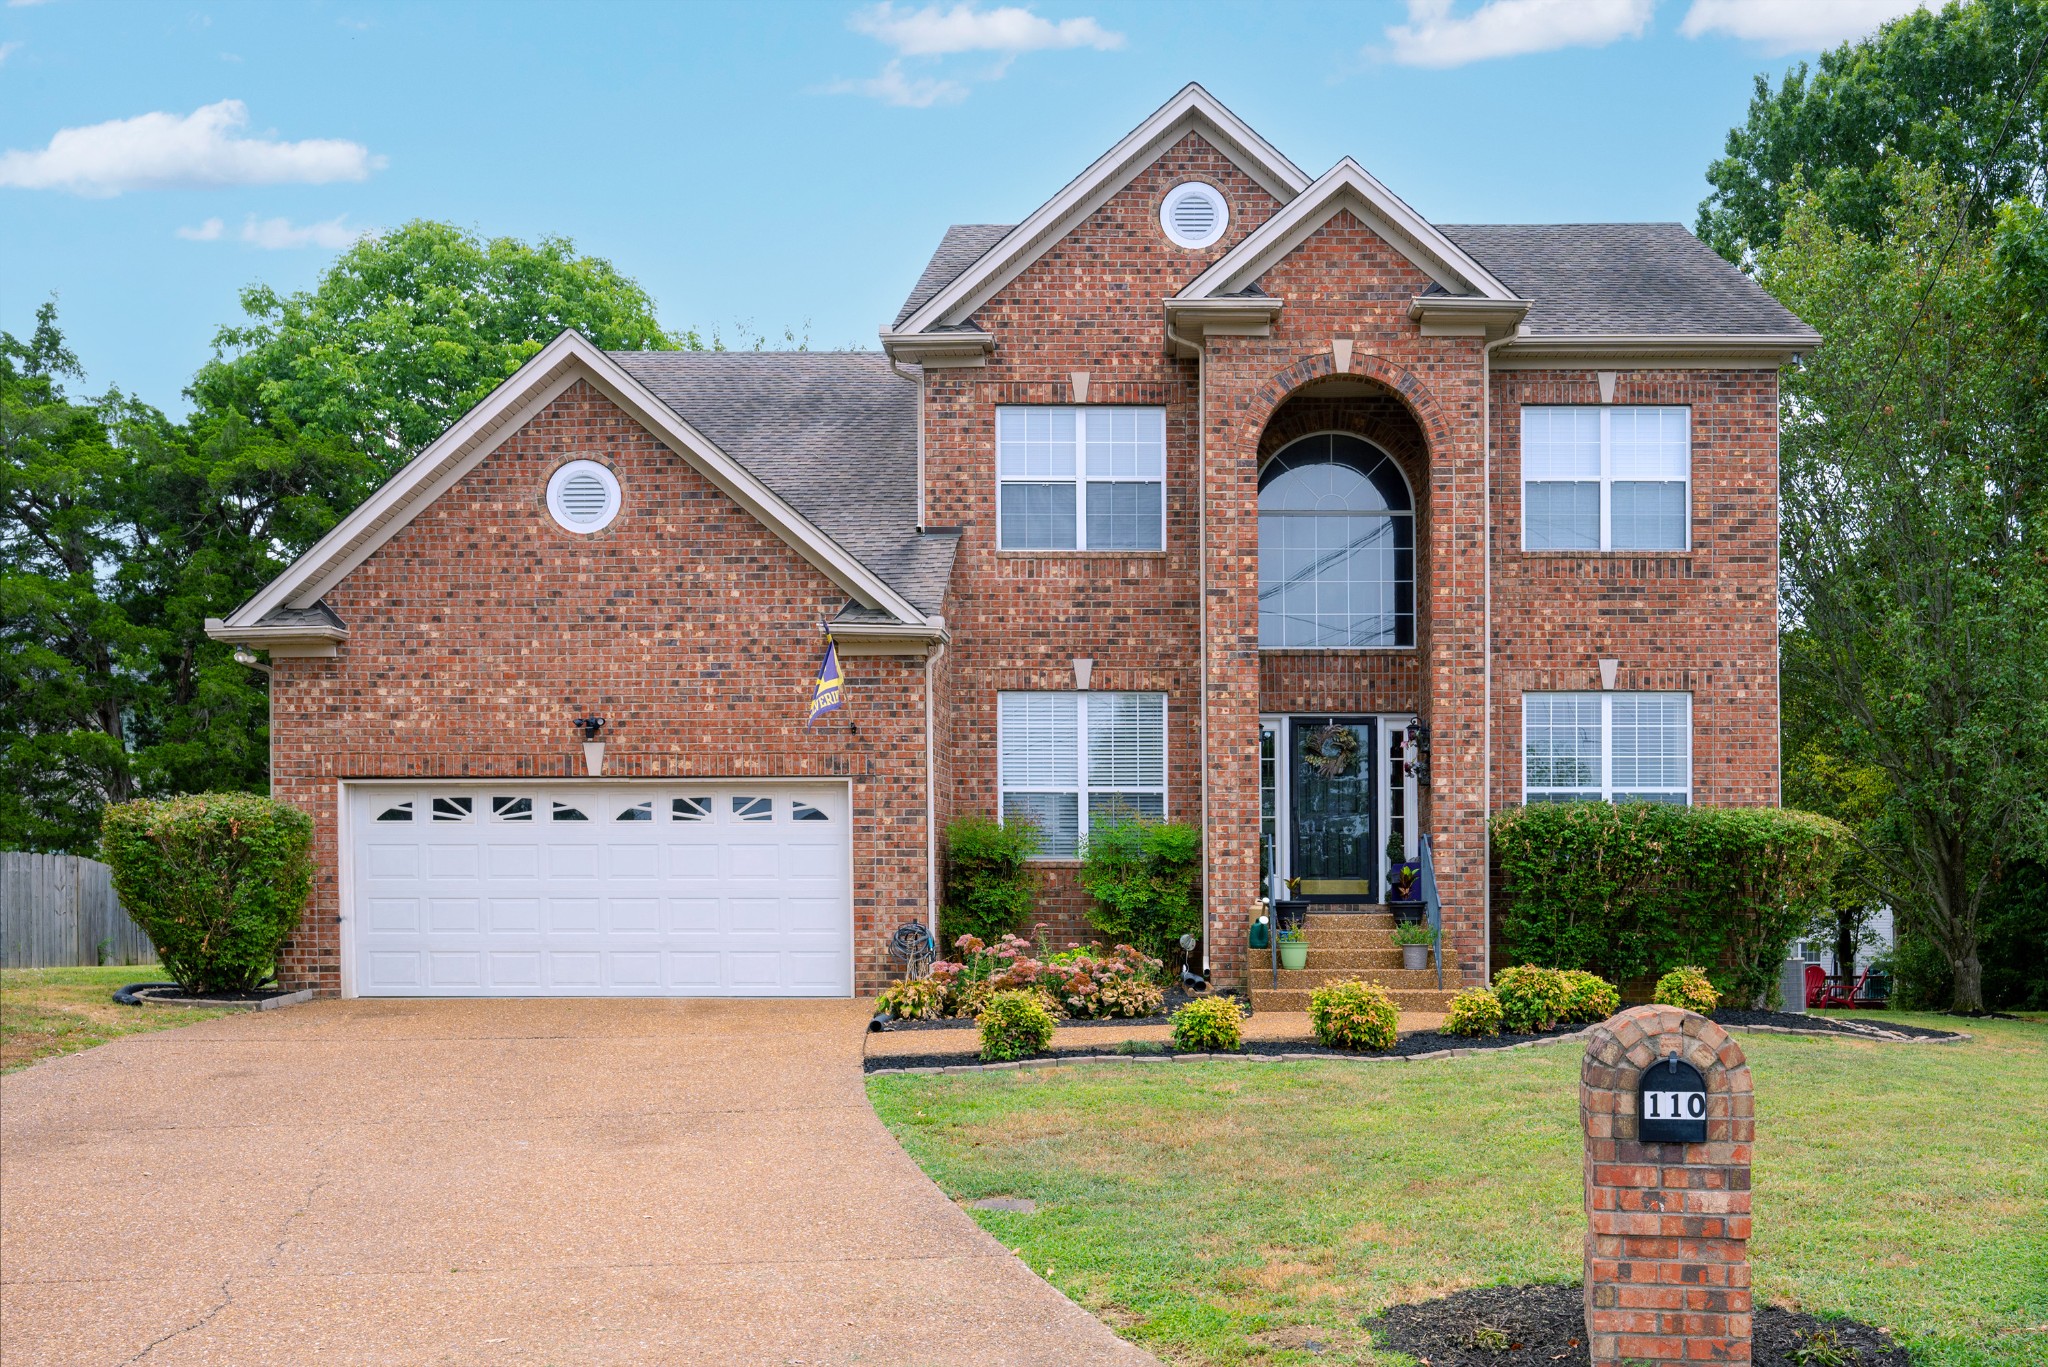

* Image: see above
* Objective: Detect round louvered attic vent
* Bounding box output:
[545,459,622,533]
[1161,181,1228,249]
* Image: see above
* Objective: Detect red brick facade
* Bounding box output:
[256,111,1787,999]
[268,380,930,995]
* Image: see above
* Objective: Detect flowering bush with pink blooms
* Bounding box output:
[916,931,1164,1019]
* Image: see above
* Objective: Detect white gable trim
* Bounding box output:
[891,84,1311,336]
[1177,158,1519,302]
[220,331,929,632]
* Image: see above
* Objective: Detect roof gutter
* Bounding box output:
[878,329,996,369]
[1163,297,1283,357]
[1489,333,1820,366]
[204,615,346,659]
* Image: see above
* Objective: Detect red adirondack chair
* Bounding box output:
[1804,963,1828,1008]
[1813,967,1883,1010]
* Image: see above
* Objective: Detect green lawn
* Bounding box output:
[0,965,235,1073]
[869,1014,2047,1367]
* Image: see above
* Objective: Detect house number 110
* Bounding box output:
[1641,1090,1707,1120]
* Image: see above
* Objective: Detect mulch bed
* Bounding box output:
[1711,1008,1964,1041]
[863,1024,1588,1073]
[1367,1282,1909,1367]
[119,984,311,1010]
[870,987,1218,1033]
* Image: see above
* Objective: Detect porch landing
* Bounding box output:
[1247,909,1460,1014]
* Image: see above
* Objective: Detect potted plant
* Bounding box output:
[1386,835,1425,925]
[1391,920,1433,970]
[1277,920,1310,971]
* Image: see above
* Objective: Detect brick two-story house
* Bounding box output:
[210,86,1814,1003]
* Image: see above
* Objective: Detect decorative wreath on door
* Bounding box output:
[1300,724,1360,778]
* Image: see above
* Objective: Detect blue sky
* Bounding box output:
[2,0,1928,415]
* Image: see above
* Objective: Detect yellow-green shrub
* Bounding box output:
[1308,979,1398,1051]
[1492,963,1569,1033]
[1443,987,1505,1037]
[876,977,948,1021]
[977,989,1056,1061]
[1558,969,1621,1024]
[1653,965,1721,1014]
[1170,996,1244,1051]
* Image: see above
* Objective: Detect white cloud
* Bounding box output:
[1679,0,1932,53]
[830,3,1120,106]
[0,99,385,197]
[822,59,969,107]
[849,1,1122,56]
[1383,0,1653,68]
[176,217,224,241]
[240,214,370,250]
[7,0,57,8]
[0,40,21,64]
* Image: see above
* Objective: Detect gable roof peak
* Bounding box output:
[884,83,1310,342]
[1176,154,1518,303]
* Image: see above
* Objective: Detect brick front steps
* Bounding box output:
[1248,908,1460,1013]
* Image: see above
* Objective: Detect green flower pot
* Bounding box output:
[1279,939,1309,971]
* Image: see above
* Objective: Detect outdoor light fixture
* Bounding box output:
[573,714,607,776]
[1408,720,1432,787]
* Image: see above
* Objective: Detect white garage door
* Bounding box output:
[347,783,850,997]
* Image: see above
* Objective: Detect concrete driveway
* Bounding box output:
[1,999,1157,1366]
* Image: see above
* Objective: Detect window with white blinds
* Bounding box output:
[1522,406,1690,551]
[1523,692,1691,804]
[997,407,1165,551]
[998,691,1166,858]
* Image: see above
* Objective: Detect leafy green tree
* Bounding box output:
[193,220,696,473]
[1764,170,2048,1012]
[1697,0,2048,264]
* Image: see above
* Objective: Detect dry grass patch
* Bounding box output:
[1,965,234,1072]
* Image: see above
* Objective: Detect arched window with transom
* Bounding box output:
[1257,433,1415,648]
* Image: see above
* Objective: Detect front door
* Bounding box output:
[1289,718,1376,900]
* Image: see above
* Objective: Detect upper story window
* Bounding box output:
[998,691,1166,859]
[1523,692,1691,804]
[997,407,1165,552]
[1523,406,1689,552]
[1257,433,1415,649]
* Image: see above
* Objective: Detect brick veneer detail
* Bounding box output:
[1580,1005,1755,1367]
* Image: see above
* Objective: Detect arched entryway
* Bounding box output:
[1254,376,1432,908]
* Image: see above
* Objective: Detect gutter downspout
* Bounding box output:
[925,639,946,937]
[889,353,926,531]
[1166,314,1209,975]
[1479,328,1517,987]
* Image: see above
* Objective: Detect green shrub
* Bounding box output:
[1443,988,1504,1037]
[1491,801,1852,1007]
[941,814,1039,946]
[876,977,948,1021]
[1308,979,1399,1051]
[1077,816,1203,961]
[1558,969,1621,1024]
[977,989,1056,1062]
[1653,965,1721,1014]
[1390,922,1434,947]
[1492,964,1569,1033]
[1171,996,1244,1051]
[99,792,314,994]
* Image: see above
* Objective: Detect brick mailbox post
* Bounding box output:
[1581,1004,1755,1366]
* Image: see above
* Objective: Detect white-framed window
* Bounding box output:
[997,407,1165,551]
[998,691,1166,858]
[1523,692,1692,804]
[1522,406,1690,551]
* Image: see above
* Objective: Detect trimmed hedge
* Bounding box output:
[1491,801,1851,1007]
[1492,964,1568,1033]
[1171,996,1244,1051]
[1654,965,1721,1014]
[1077,817,1203,961]
[1444,988,1504,1037]
[977,989,1056,1062]
[1308,979,1399,1051]
[99,792,314,993]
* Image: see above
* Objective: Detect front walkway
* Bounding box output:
[0,998,1157,1366]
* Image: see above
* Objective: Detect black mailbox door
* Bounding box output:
[1638,1055,1708,1143]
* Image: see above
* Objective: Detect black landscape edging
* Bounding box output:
[1366,1282,1909,1367]
[1710,1008,1963,1041]
[116,984,314,1011]
[863,1024,1591,1074]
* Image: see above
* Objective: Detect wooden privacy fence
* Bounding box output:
[0,852,157,969]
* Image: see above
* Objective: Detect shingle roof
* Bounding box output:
[893,224,1013,327]
[606,351,957,615]
[898,220,1811,341]
[1438,223,1813,338]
